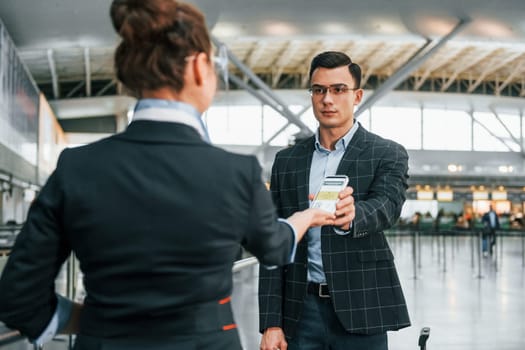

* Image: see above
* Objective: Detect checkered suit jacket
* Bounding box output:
[259,124,411,337]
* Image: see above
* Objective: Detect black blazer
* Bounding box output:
[0,120,295,345]
[259,125,411,337]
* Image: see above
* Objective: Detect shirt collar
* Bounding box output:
[131,99,210,143]
[134,98,201,118]
[314,121,360,153]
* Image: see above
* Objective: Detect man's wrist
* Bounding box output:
[333,222,353,235]
[264,326,283,333]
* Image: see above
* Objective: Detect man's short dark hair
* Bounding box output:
[308,51,362,89]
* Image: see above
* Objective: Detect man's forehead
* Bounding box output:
[311,66,354,84]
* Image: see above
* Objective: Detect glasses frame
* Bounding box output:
[185,46,229,88]
[308,83,358,97]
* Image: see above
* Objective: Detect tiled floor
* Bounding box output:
[232,234,525,350]
[3,234,523,349]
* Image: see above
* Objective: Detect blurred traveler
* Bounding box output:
[0,1,336,349]
[411,211,422,230]
[259,51,410,350]
[481,205,499,256]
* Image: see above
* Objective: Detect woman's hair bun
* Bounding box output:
[110,0,211,96]
[110,0,178,43]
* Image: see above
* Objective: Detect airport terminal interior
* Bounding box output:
[1,0,525,349]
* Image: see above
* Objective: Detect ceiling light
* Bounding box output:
[498,165,514,173]
[447,164,463,172]
[263,22,298,36]
[471,19,515,39]
[414,16,457,37]
[370,18,404,35]
[321,22,351,35]
[212,22,243,37]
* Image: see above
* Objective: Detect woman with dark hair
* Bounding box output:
[0,1,344,349]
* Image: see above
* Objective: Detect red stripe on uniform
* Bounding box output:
[218,296,231,304]
[222,323,237,331]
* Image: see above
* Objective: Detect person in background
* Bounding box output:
[482,205,500,257]
[464,208,474,229]
[411,211,422,230]
[0,1,339,349]
[259,51,410,350]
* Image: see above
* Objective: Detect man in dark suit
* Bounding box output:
[482,205,500,256]
[259,51,411,350]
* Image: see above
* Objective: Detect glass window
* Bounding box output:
[356,108,371,130]
[295,106,318,132]
[472,112,520,152]
[205,105,262,145]
[202,93,523,155]
[423,109,472,150]
[262,106,302,146]
[371,107,421,149]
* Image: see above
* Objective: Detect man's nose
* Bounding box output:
[321,91,334,103]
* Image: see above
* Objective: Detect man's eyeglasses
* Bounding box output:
[308,84,358,97]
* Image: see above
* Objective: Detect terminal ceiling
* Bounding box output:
[1,0,525,189]
[1,0,525,100]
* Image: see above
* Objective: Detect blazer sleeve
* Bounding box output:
[352,141,409,237]
[0,155,71,340]
[242,157,295,267]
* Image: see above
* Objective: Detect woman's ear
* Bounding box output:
[192,52,211,87]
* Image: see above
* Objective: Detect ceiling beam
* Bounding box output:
[84,47,91,97]
[360,42,387,87]
[227,72,311,140]
[46,49,59,99]
[356,18,471,117]
[96,79,116,96]
[414,46,463,90]
[467,50,522,93]
[489,106,522,151]
[440,47,491,92]
[49,95,136,119]
[496,58,525,95]
[258,103,311,151]
[245,41,268,69]
[271,41,302,88]
[65,81,85,98]
[469,111,516,153]
[212,36,312,137]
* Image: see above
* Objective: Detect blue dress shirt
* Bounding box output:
[307,122,359,283]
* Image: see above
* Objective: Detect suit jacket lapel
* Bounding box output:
[336,124,368,175]
[295,137,315,211]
